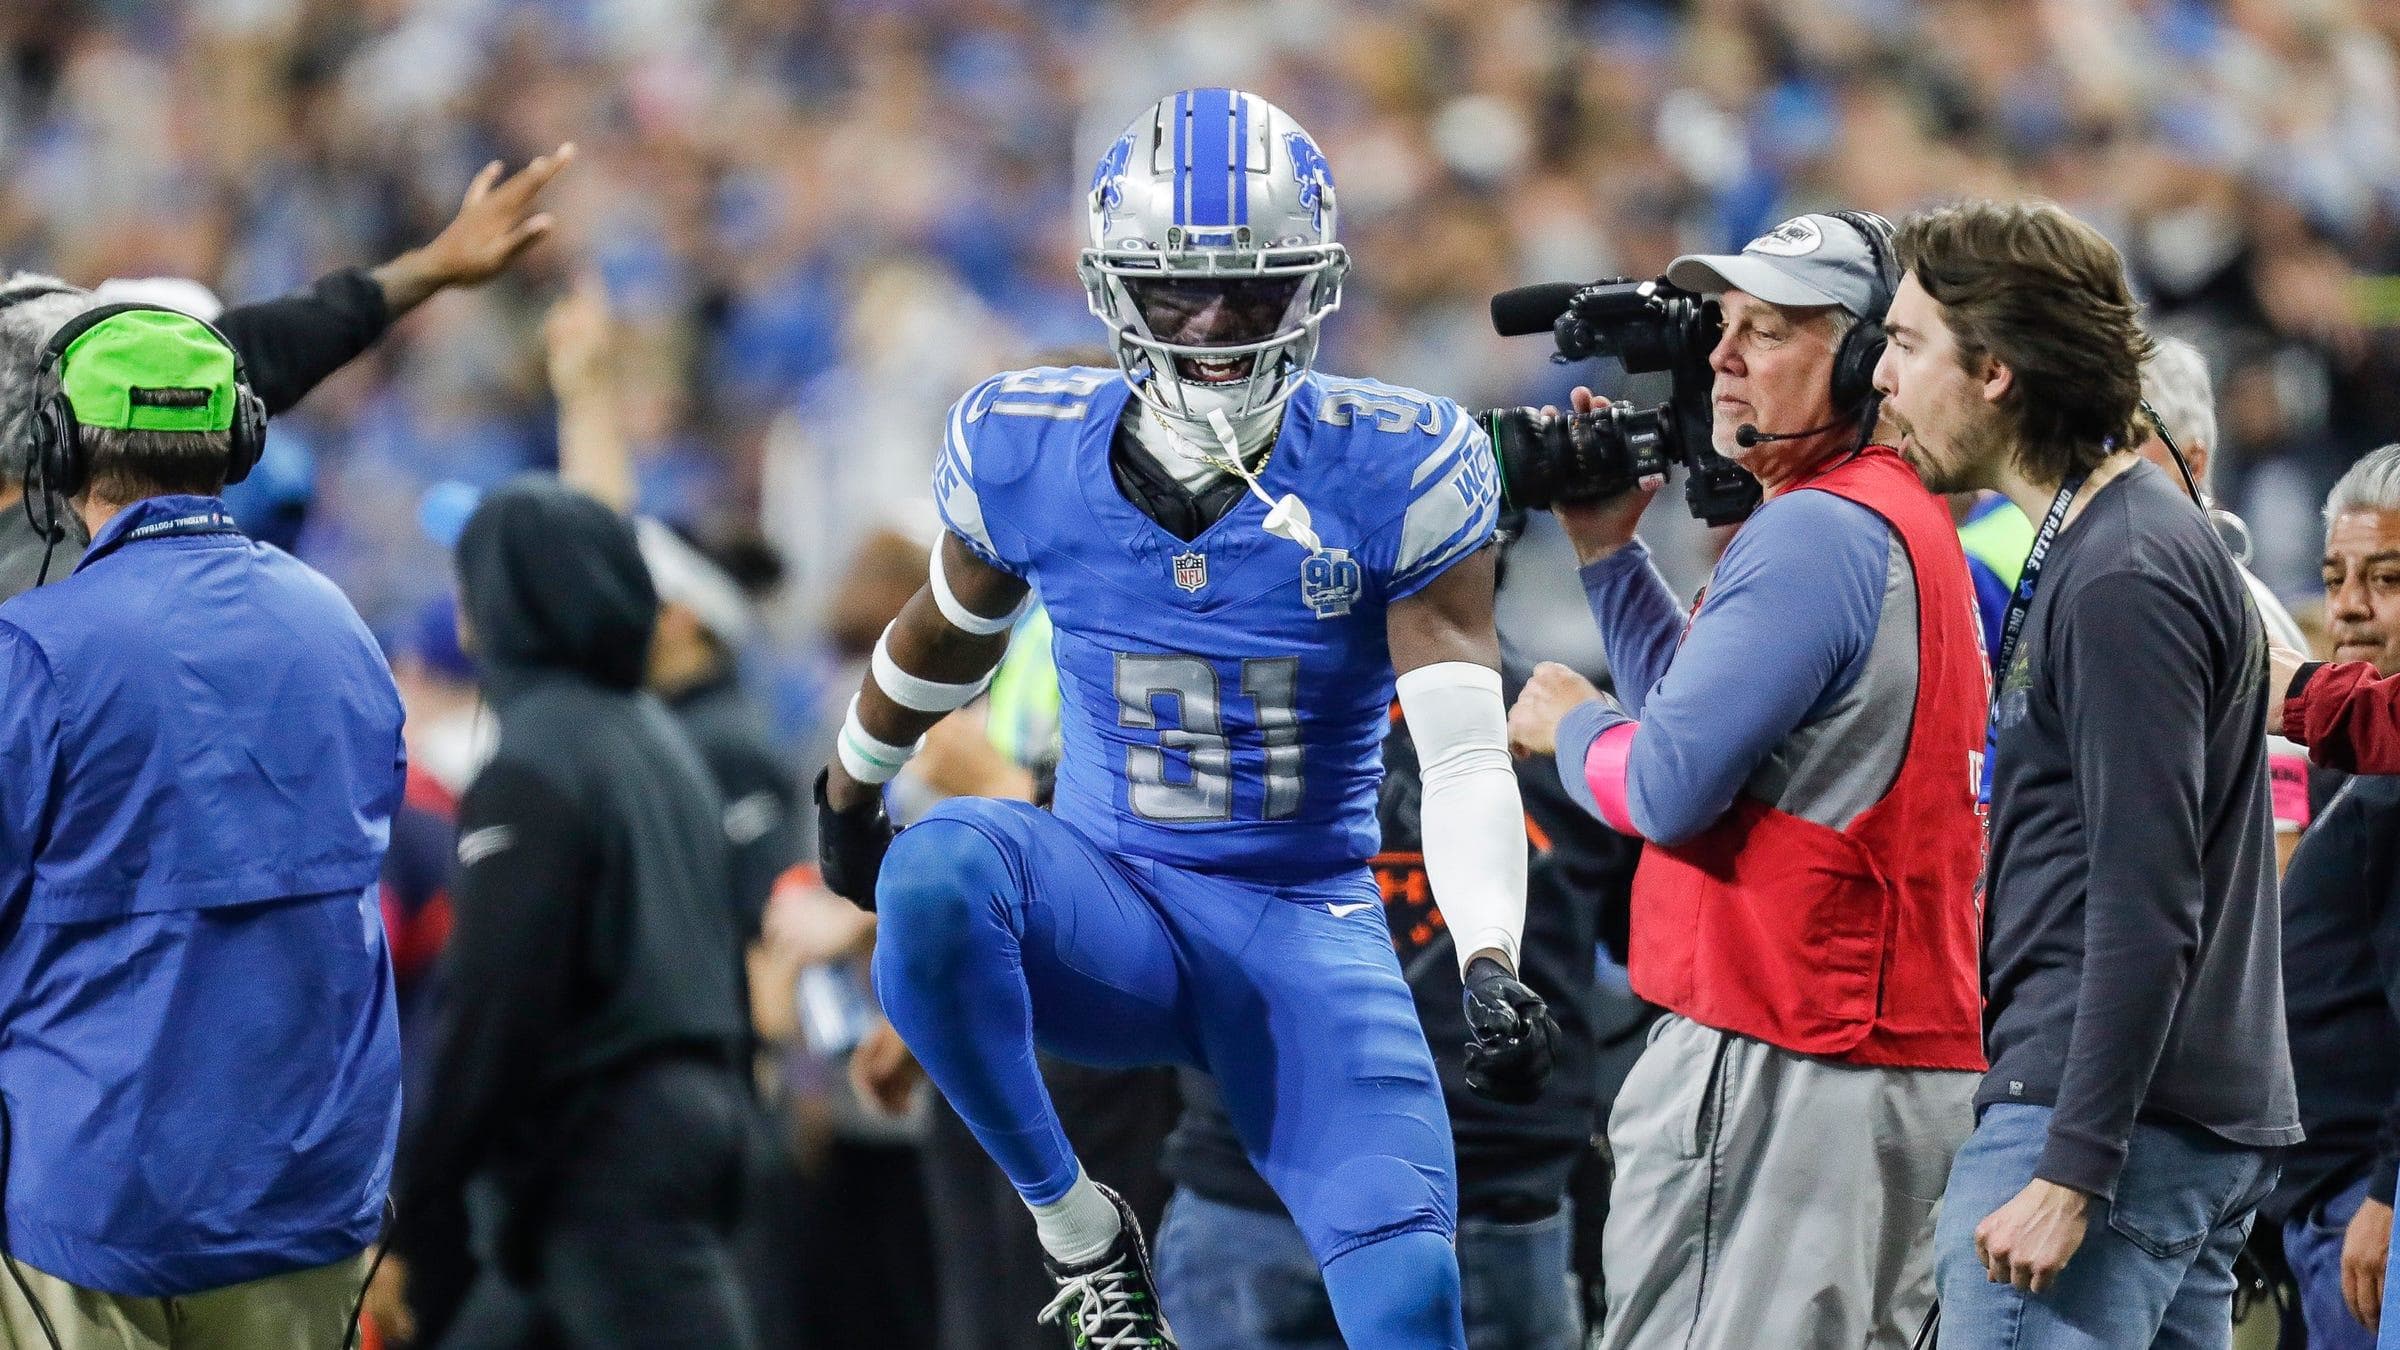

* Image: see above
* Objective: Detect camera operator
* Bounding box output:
[1503,213,1988,1350]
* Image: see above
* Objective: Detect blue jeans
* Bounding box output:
[2385,1226,2400,1350]
[1154,1188,1582,1350]
[1935,1104,2278,1349]
[2284,1174,2380,1350]
[2380,1201,2400,1350]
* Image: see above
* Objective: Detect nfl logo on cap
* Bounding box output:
[1173,551,1208,593]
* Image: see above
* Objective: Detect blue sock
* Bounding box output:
[1320,1229,1466,1349]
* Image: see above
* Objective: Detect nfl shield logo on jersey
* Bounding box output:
[1172,551,1208,593]
[1301,547,1361,619]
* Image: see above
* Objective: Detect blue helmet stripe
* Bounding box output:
[1185,87,1235,228]
[1233,92,1250,227]
[1172,89,1191,226]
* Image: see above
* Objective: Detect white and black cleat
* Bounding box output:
[1036,1184,1178,1349]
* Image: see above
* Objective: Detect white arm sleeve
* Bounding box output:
[1395,661,1526,976]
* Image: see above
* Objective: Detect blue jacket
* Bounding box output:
[0,496,404,1296]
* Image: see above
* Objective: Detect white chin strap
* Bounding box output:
[1133,398,1270,483]
[1134,338,1297,432]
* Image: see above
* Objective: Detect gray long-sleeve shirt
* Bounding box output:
[1552,488,1918,845]
[1982,460,2300,1199]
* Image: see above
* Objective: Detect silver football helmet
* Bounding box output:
[1080,89,1350,435]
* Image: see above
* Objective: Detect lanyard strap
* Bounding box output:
[1991,473,2085,705]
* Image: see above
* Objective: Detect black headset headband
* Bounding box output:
[1814,210,1898,422]
[1829,209,1899,319]
[25,298,267,521]
[37,300,254,391]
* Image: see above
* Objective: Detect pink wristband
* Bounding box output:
[1583,721,1639,836]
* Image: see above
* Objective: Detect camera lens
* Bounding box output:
[1482,405,1660,511]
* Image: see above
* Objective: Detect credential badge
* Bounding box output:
[1173,551,1209,593]
[1301,547,1361,619]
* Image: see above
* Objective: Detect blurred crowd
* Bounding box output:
[5,1,2398,1344]
[5,0,2397,681]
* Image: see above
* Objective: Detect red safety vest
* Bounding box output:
[1628,447,1988,1070]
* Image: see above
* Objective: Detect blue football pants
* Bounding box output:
[873,797,1464,1347]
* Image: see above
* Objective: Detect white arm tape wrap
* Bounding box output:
[837,694,922,786]
[930,544,1028,637]
[1395,662,1526,975]
[872,623,991,713]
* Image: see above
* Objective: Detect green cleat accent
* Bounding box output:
[1036,1184,1179,1349]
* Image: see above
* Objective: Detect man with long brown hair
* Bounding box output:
[1874,199,2301,1347]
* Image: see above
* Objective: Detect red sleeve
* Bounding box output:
[2288,660,2400,773]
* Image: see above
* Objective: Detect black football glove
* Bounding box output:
[1461,954,1557,1105]
[813,767,893,910]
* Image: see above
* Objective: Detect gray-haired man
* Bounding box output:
[2265,444,2400,1350]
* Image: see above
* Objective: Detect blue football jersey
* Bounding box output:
[934,367,1499,878]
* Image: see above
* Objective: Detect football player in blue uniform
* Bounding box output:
[815,88,1554,1349]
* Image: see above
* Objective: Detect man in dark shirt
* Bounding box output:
[2268,444,2400,1348]
[0,145,572,599]
[1874,199,2300,1347]
[646,535,800,930]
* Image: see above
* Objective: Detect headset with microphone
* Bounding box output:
[1732,418,1849,448]
[30,301,267,499]
[16,301,266,587]
[1731,209,1899,453]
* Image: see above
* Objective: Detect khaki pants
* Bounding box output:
[1599,1014,1977,1350]
[1,1249,369,1350]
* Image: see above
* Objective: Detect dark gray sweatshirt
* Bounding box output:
[1982,460,2301,1199]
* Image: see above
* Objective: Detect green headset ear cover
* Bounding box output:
[57,309,240,433]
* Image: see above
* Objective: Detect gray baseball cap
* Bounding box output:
[1667,214,1889,318]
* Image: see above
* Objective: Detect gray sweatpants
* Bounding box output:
[1599,1014,1977,1350]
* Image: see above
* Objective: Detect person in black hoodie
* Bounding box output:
[369,479,755,1348]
